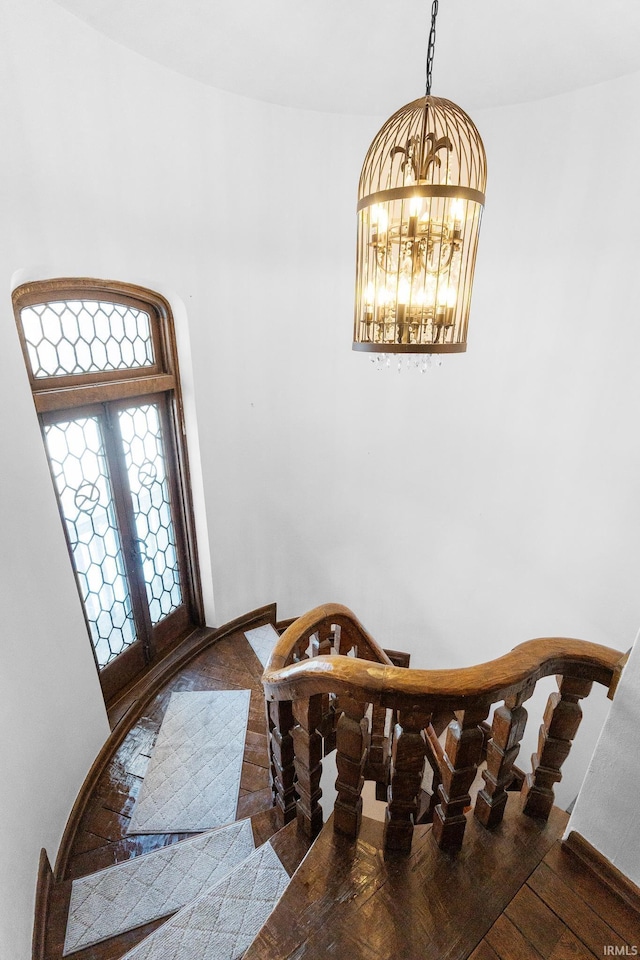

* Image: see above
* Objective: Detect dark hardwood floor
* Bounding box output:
[45,625,284,960]
[473,838,640,959]
[245,802,640,960]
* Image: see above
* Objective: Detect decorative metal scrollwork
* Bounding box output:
[73,480,101,515]
[137,459,158,488]
[391,132,453,183]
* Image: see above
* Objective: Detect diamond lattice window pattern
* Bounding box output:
[119,403,182,625]
[44,417,138,667]
[20,299,154,378]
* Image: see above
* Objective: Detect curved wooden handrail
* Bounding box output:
[268,602,394,670]
[263,604,625,855]
[264,634,622,709]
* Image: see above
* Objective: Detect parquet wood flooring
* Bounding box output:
[244,800,569,960]
[245,801,640,960]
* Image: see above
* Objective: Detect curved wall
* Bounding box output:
[1,0,639,954]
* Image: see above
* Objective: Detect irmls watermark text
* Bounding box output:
[603,948,638,956]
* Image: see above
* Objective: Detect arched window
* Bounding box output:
[13,278,203,702]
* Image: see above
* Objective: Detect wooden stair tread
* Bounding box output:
[46,817,311,960]
[244,798,568,960]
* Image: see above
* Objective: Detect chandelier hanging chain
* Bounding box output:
[425,0,439,96]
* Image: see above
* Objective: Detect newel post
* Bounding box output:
[522,675,593,820]
[292,694,324,838]
[267,700,297,826]
[432,703,489,851]
[334,695,370,839]
[383,706,431,852]
[475,685,531,829]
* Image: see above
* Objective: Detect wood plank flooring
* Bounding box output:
[245,801,640,960]
[473,840,640,959]
[244,800,569,960]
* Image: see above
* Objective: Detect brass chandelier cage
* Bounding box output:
[353,2,487,355]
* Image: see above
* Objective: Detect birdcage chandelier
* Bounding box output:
[353,1,487,356]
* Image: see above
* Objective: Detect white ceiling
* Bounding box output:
[51,0,640,116]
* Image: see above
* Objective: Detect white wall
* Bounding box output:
[0,2,374,956]
[0,316,111,957]
[568,633,640,886]
[2,0,640,954]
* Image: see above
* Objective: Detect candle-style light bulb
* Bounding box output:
[362,281,375,340]
[397,277,410,305]
[449,198,464,239]
[396,277,410,344]
[364,282,375,307]
[435,283,456,330]
[438,285,456,308]
[369,204,388,244]
[408,196,421,238]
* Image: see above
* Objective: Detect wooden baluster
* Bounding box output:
[292,694,324,838]
[475,688,530,829]
[317,692,338,755]
[522,675,593,820]
[268,700,296,826]
[419,722,444,824]
[308,631,319,657]
[365,703,390,801]
[327,693,340,754]
[432,704,489,851]
[315,627,338,753]
[383,707,431,853]
[334,695,370,839]
[316,624,333,657]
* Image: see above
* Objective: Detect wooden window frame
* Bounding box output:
[12,278,205,699]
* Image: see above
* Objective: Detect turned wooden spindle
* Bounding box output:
[292,694,324,837]
[383,707,430,852]
[432,703,489,851]
[475,688,530,829]
[308,631,320,657]
[421,723,445,823]
[309,628,333,659]
[522,675,593,820]
[317,692,334,750]
[316,624,334,656]
[268,700,297,826]
[364,703,390,801]
[334,695,370,839]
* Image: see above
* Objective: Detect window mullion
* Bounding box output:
[101,403,154,662]
[158,394,197,621]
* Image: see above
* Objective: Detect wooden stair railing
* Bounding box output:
[262,603,625,854]
[265,604,394,837]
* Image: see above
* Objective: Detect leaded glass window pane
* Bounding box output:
[118,403,182,625]
[43,417,137,668]
[20,300,154,378]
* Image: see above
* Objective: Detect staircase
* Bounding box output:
[60,814,311,960]
[40,606,637,960]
